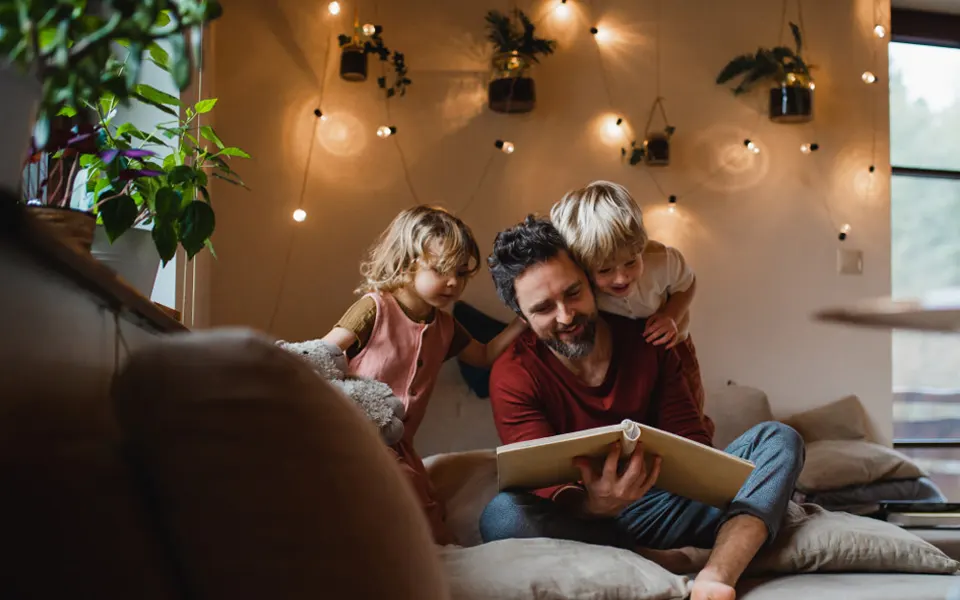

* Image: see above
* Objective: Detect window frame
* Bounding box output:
[890,8,960,449]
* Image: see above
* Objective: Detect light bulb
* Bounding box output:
[801,144,811,154]
[377,125,396,138]
[874,24,886,38]
[293,209,307,222]
[605,117,623,138]
[809,81,816,90]
[668,205,676,214]
[327,1,340,15]
[744,139,759,154]
[495,140,515,154]
[841,223,852,234]
[862,71,877,84]
[668,195,677,213]
[362,23,376,36]
[593,27,610,43]
[313,108,327,122]
[555,0,570,17]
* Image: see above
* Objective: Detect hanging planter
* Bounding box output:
[484,9,556,114]
[715,22,815,124]
[338,14,411,97]
[769,81,813,123]
[621,98,675,167]
[339,42,368,82]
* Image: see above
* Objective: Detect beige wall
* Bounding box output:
[208,0,894,442]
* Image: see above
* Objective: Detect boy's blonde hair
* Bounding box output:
[357,205,481,293]
[549,180,648,270]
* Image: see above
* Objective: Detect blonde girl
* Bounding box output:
[322,205,525,545]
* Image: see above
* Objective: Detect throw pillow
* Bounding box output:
[112,328,451,600]
[439,538,691,600]
[801,476,946,514]
[452,302,507,398]
[797,440,927,493]
[749,502,959,575]
[783,395,869,443]
[706,384,775,449]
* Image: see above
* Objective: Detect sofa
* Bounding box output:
[3,327,958,600]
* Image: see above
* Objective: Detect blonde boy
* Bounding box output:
[550,180,714,440]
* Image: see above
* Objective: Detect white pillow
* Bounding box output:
[440,538,691,600]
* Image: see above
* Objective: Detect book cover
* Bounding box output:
[496,420,756,508]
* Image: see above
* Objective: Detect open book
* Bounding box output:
[496,420,756,509]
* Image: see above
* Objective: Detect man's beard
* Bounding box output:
[544,313,598,359]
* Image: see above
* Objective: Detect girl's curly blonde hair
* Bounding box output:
[356,205,481,294]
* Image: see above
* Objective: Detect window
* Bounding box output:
[889,10,960,500]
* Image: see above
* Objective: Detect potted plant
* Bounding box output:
[715,22,814,123]
[0,0,222,250]
[338,14,411,98]
[484,9,556,113]
[75,50,250,296]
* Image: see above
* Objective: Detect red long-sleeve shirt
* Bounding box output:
[489,313,711,499]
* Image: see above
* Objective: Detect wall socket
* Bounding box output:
[837,248,863,275]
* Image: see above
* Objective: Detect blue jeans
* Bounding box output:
[479,421,805,550]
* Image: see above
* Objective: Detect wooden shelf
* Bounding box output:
[1,193,187,334]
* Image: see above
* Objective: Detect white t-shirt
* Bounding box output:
[596,244,696,338]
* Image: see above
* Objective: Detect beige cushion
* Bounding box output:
[424,450,498,547]
[737,573,960,600]
[706,384,775,449]
[112,328,450,600]
[440,538,691,600]
[784,395,868,443]
[749,502,959,575]
[797,440,926,492]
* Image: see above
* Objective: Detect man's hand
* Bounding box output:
[644,313,679,348]
[573,442,662,518]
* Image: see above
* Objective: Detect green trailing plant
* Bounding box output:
[338,24,411,97]
[715,22,813,94]
[0,0,223,149]
[73,46,249,265]
[484,9,556,62]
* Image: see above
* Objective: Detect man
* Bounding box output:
[480,216,804,600]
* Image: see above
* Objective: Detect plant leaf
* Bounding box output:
[99,194,139,242]
[179,200,216,259]
[133,93,180,117]
[790,22,802,56]
[716,53,756,85]
[168,165,195,185]
[154,187,180,222]
[135,83,181,107]
[204,238,218,259]
[199,125,225,149]
[147,41,169,67]
[153,222,178,264]
[167,33,191,90]
[216,147,251,158]
[194,98,217,113]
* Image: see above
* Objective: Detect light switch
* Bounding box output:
[837,248,863,275]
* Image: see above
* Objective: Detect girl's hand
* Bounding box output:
[644,313,679,348]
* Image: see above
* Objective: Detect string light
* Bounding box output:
[869,165,876,173]
[800,142,819,153]
[376,125,397,138]
[668,194,677,213]
[293,208,307,222]
[744,139,760,154]
[838,223,851,241]
[313,108,327,122]
[495,139,515,154]
[327,1,340,15]
[555,0,570,17]
[873,24,886,38]
[809,82,816,90]
[861,71,877,84]
[362,23,376,36]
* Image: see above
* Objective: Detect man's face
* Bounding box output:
[514,251,600,359]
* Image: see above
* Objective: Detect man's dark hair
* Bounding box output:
[488,215,575,314]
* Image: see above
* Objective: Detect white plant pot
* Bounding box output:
[92,225,162,299]
[0,66,40,194]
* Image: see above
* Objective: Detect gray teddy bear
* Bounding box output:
[276,338,406,446]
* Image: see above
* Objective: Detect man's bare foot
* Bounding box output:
[691,572,737,600]
[635,547,709,574]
